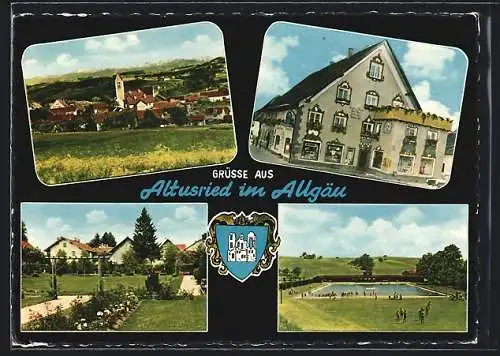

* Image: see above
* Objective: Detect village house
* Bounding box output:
[44,237,112,259]
[107,237,133,265]
[252,40,454,183]
[199,88,230,102]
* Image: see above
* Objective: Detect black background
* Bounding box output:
[7,2,497,351]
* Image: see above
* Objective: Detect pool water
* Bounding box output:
[312,283,441,296]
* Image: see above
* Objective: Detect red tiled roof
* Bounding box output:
[200,88,229,97]
[190,115,206,122]
[21,240,33,249]
[152,101,178,110]
[175,244,187,251]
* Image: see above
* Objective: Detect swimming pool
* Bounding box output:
[311,283,442,297]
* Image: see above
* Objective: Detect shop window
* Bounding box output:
[419,158,435,176]
[301,141,320,160]
[397,155,415,174]
[325,144,344,164]
[345,147,356,165]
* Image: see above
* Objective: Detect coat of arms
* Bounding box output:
[206,211,280,282]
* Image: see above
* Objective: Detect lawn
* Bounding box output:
[22,273,182,296]
[120,296,207,331]
[279,256,419,279]
[32,125,236,184]
[279,297,467,332]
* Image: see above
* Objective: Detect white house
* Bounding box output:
[107,237,133,265]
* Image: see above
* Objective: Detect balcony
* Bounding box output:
[331,125,347,134]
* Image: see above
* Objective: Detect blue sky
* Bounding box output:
[21,203,208,250]
[255,22,468,130]
[21,22,225,79]
[278,204,468,258]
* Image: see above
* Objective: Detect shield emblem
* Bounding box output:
[206,211,280,282]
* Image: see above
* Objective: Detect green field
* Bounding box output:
[21,274,182,296]
[120,297,207,331]
[279,256,419,278]
[32,126,236,184]
[279,297,466,332]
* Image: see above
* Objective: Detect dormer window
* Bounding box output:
[367,55,384,81]
[392,94,404,108]
[332,111,348,133]
[364,91,379,108]
[336,81,352,104]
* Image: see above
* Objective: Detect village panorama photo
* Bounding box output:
[19,202,208,332]
[22,22,236,185]
[250,22,468,189]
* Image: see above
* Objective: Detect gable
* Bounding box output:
[259,41,421,112]
[308,42,421,110]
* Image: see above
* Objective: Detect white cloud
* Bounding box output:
[394,207,425,225]
[279,206,468,258]
[402,42,456,80]
[331,54,347,62]
[85,33,140,52]
[179,34,224,58]
[45,217,71,232]
[84,38,102,51]
[56,53,78,67]
[86,210,108,224]
[412,80,460,130]
[174,206,198,221]
[256,35,299,97]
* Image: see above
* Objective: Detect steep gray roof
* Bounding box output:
[258,41,421,112]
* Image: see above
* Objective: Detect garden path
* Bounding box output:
[21,295,91,325]
[178,275,202,296]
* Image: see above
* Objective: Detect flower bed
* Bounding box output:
[23,285,140,331]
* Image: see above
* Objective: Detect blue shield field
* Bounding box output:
[215,224,268,282]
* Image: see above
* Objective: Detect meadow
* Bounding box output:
[279,256,419,278]
[279,297,467,332]
[31,125,236,184]
[120,296,207,331]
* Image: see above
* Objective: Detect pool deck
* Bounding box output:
[295,295,448,300]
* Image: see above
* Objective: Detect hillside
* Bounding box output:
[279,256,419,279]
[25,57,228,105]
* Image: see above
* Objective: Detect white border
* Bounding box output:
[248,21,469,191]
[18,202,209,333]
[276,203,470,333]
[21,21,238,187]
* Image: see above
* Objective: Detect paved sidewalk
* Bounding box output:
[178,275,202,296]
[21,295,91,325]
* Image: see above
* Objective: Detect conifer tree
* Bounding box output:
[132,208,160,261]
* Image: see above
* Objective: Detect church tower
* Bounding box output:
[115,73,125,108]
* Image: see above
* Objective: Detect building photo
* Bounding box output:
[250,22,468,189]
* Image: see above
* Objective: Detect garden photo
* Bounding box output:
[277,204,468,332]
[20,203,208,332]
[22,22,236,185]
[250,22,468,189]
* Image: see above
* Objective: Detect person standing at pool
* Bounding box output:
[395,309,400,321]
[419,307,425,324]
[425,300,431,316]
[402,308,407,323]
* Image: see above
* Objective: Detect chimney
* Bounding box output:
[348,48,354,57]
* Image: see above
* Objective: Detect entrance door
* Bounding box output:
[357,149,370,169]
[283,138,291,155]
